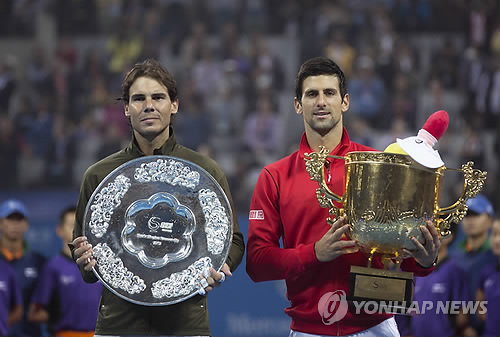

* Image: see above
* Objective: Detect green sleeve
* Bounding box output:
[214,169,245,272]
[72,169,99,283]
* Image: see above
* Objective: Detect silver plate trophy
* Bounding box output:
[82,156,233,306]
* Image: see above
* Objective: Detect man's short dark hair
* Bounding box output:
[121,58,178,104]
[59,206,76,227]
[295,57,347,103]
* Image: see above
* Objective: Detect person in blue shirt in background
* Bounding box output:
[475,217,500,337]
[412,222,471,337]
[28,206,102,337]
[0,258,23,336]
[449,194,496,337]
[0,199,46,337]
[450,195,496,299]
[395,222,471,337]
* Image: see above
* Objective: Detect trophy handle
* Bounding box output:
[304,146,346,224]
[436,161,487,237]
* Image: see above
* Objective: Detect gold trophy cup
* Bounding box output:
[305,147,487,312]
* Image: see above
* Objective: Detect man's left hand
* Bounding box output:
[199,263,232,295]
[402,220,441,268]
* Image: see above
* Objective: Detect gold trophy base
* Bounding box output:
[348,266,414,315]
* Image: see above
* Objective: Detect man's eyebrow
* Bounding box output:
[130,93,167,98]
[304,88,337,92]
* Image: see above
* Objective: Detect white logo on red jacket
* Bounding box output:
[318,290,349,325]
[249,210,264,220]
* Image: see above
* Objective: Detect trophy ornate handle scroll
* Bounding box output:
[304,146,487,313]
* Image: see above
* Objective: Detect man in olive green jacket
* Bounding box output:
[70,59,245,336]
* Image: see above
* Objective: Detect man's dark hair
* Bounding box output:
[59,206,76,227]
[295,57,347,103]
[120,58,178,104]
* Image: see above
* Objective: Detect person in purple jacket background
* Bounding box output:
[0,259,23,337]
[395,223,472,337]
[0,199,46,337]
[28,206,102,337]
[476,217,500,337]
[450,195,497,296]
[450,194,497,336]
[410,223,471,337]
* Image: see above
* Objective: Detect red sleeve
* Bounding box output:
[246,168,322,282]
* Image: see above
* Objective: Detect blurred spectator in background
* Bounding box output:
[450,194,497,337]
[392,41,417,81]
[45,115,77,187]
[417,77,463,132]
[406,224,471,337]
[0,259,23,337]
[345,116,376,149]
[248,36,285,108]
[51,0,97,36]
[430,39,460,90]
[26,46,54,105]
[458,124,486,171]
[475,217,500,337]
[210,59,248,138]
[0,116,18,188]
[389,72,417,129]
[0,199,46,337]
[323,30,356,78]
[179,21,209,71]
[0,0,497,214]
[28,206,102,337]
[17,98,53,188]
[192,45,224,102]
[348,55,386,128]
[106,25,143,85]
[0,56,16,116]
[373,117,411,151]
[174,90,211,152]
[243,94,281,163]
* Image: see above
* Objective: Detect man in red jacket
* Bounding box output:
[246,57,440,337]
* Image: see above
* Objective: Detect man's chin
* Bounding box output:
[135,127,168,141]
[312,124,336,136]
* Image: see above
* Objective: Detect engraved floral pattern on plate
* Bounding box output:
[83,156,233,306]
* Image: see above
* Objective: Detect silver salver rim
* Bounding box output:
[82,154,233,306]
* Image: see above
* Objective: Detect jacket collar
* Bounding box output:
[299,127,351,158]
[125,126,177,156]
[458,237,491,254]
[0,241,28,261]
